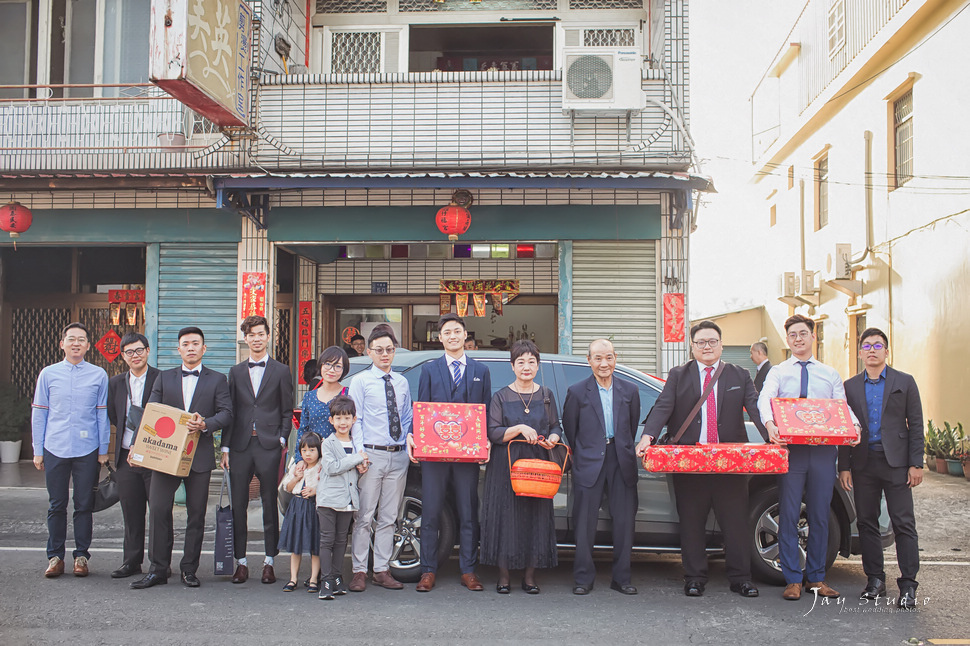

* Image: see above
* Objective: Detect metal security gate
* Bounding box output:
[571,240,659,374]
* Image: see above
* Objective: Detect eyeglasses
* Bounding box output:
[787,331,812,340]
[370,346,396,355]
[861,343,886,351]
[64,336,87,344]
[123,347,147,357]
[322,361,342,372]
[692,339,720,348]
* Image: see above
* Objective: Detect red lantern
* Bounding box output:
[0,202,32,238]
[436,205,471,241]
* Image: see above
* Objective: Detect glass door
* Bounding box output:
[335,307,403,357]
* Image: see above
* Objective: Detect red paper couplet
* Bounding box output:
[663,293,686,343]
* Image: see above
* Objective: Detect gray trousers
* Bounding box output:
[317,507,354,578]
[351,449,409,573]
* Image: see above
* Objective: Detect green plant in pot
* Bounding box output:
[925,421,939,472]
[0,384,31,462]
[943,422,965,476]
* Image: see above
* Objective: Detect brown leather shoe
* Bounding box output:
[372,570,404,590]
[416,572,435,592]
[261,564,276,584]
[349,572,367,592]
[231,564,249,584]
[45,556,64,578]
[73,556,89,577]
[783,583,802,600]
[461,572,484,591]
[805,581,839,598]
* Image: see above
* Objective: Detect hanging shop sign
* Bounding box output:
[297,301,313,385]
[108,290,146,304]
[240,272,267,318]
[662,293,686,343]
[96,329,123,363]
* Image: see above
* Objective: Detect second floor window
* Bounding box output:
[894,90,914,188]
[815,155,829,230]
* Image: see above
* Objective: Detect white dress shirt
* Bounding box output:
[447,354,466,383]
[181,364,201,410]
[248,356,266,396]
[697,360,720,444]
[757,356,859,426]
[348,364,414,453]
[122,371,147,449]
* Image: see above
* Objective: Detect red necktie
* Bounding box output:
[704,366,718,443]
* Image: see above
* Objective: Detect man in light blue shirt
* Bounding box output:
[31,322,110,579]
[347,327,413,592]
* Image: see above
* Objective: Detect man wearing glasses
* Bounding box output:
[106,333,159,579]
[838,328,923,608]
[758,314,861,601]
[31,322,110,579]
[347,327,413,591]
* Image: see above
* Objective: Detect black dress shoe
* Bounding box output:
[610,581,638,595]
[684,581,705,597]
[521,581,540,595]
[572,584,592,595]
[729,581,759,598]
[898,587,917,608]
[496,583,511,594]
[130,572,168,589]
[181,572,201,587]
[859,578,886,600]
[111,563,143,579]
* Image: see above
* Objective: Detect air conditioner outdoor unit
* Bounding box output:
[562,47,645,116]
[799,270,818,296]
[780,272,797,298]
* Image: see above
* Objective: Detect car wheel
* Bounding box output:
[386,482,457,583]
[748,487,840,585]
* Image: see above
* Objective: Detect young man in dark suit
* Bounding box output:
[562,339,640,596]
[131,327,233,590]
[222,315,294,585]
[637,321,767,598]
[839,327,923,608]
[750,342,771,393]
[407,313,491,592]
[106,333,159,579]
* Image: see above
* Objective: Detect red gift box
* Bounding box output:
[642,443,789,474]
[412,402,488,462]
[770,398,858,446]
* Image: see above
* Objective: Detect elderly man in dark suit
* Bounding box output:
[750,342,771,393]
[130,327,233,590]
[839,327,923,609]
[636,321,766,598]
[562,339,640,596]
[408,313,491,592]
[223,315,294,585]
[106,333,159,579]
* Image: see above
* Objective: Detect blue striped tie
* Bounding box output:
[452,360,463,388]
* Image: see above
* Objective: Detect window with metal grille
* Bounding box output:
[569,0,641,9]
[583,29,635,48]
[317,0,386,13]
[331,32,381,74]
[827,0,845,58]
[894,90,913,187]
[815,155,829,230]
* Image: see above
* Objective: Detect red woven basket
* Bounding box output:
[508,439,570,499]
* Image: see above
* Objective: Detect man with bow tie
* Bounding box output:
[131,327,233,589]
[222,315,294,585]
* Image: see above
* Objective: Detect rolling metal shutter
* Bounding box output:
[571,240,658,373]
[156,243,238,374]
[721,345,757,381]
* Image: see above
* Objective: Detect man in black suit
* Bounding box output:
[636,320,766,598]
[562,339,640,596]
[750,342,771,393]
[106,333,159,579]
[838,327,923,608]
[408,313,491,592]
[131,327,232,589]
[222,315,293,585]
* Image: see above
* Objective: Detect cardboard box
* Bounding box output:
[412,402,488,462]
[642,443,789,474]
[770,398,858,446]
[129,403,200,477]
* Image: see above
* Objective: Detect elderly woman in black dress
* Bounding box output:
[480,340,562,594]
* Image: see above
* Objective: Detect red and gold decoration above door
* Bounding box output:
[95,329,122,363]
[109,289,146,326]
[662,293,686,343]
[241,272,267,317]
[439,279,519,317]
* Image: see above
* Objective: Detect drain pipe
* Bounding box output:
[852,131,875,264]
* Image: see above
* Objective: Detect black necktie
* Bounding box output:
[797,361,810,398]
[383,373,402,441]
[248,361,265,368]
[182,369,200,378]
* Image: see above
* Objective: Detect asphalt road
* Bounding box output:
[1,474,969,645]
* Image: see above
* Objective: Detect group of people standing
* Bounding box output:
[30,311,923,606]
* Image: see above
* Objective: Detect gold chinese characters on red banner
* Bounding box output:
[241,272,267,318]
[438,279,519,317]
[662,293,685,342]
[297,301,313,385]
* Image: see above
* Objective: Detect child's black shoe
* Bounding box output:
[333,573,348,595]
[318,577,335,600]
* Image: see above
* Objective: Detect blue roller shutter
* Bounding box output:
[156,243,238,375]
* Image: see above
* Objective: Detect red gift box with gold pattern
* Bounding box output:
[770,398,858,446]
[642,443,789,474]
[412,402,488,462]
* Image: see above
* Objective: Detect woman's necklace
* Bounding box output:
[513,384,536,414]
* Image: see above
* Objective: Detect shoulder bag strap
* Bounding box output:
[667,362,726,445]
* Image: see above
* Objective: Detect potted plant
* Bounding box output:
[943,422,965,476]
[0,384,31,463]
[925,422,938,472]
[931,420,953,474]
[956,437,970,482]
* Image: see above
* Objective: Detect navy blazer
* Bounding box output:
[148,365,233,473]
[107,366,160,468]
[642,360,767,445]
[417,354,491,408]
[562,374,641,488]
[224,357,294,452]
[839,366,924,471]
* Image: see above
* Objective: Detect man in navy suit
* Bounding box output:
[407,313,491,592]
[130,327,233,590]
[562,339,640,596]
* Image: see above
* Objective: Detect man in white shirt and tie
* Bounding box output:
[758,314,860,601]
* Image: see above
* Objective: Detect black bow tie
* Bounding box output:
[182,369,200,377]
[248,361,266,368]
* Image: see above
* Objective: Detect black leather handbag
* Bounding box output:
[93,463,120,512]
